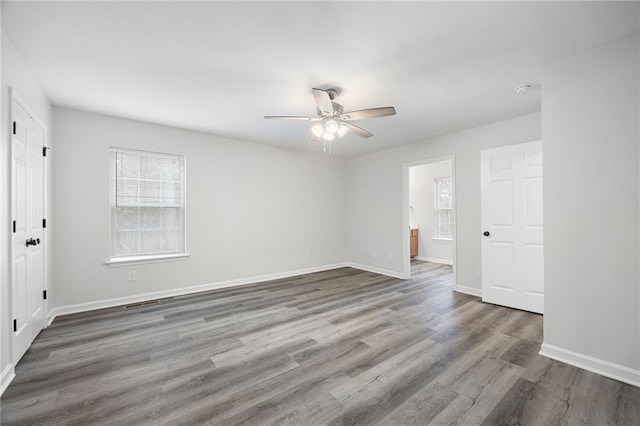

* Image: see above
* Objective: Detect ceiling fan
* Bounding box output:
[264,88,396,144]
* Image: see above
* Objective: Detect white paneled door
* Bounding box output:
[12,97,46,363]
[481,141,543,314]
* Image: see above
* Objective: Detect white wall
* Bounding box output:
[541,34,639,381]
[1,33,53,393]
[409,160,453,264]
[347,112,541,291]
[51,108,347,310]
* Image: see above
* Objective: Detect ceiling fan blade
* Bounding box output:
[264,115,321,121]
[343,122,373,138]
[312,88,334,116]
[340,106,396,121]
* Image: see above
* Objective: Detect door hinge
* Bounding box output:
[13,220,16,233]
[12,122,16,135]
[43,290,47,300]
[43,218,47,228]
[43,146,49,157]
[13,319,17,332]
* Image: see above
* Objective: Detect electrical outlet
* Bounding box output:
[388,252,393,260]
[127,270,136,282]
[372,251,377,258]
[304,250,311,259]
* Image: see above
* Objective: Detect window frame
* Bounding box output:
[106,147,188,266]
[434,176,454,241]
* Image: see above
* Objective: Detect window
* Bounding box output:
[110,148,186,261]
[434,177,453,240]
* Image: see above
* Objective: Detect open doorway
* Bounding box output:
[402,156,457,283]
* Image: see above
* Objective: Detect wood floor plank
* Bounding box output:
[500,338,540,369]
[481,377,568,426]
[376,381,459,426]
[562,369,631,425]
[2,261,638,425]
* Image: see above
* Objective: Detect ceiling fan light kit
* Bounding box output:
[311,123,324,138]
[325,119,339,134]
[337,124,348,138]
[265,87,397,154]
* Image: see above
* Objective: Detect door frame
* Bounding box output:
[402,154,457,283]
[9,87,49,364]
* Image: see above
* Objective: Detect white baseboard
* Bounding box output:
[540,343,640,387]
[1,363,15,396]
[415,256,453,266]
[46,311,56,327]
[48,262,350,322]
[346,262,409,280]
[46,261,411,325]
[455,285,482,297]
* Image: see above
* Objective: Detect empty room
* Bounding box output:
[0,1,639,425]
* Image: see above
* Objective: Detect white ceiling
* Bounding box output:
[3,1,638,158]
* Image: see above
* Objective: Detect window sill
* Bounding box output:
[433,237,453,241]
[105,253,190,267]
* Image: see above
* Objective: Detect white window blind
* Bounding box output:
[111,149,185,258]
[434,177,453,239]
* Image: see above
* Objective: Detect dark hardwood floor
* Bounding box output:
[1,261,638,425]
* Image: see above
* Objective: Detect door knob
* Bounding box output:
[26,238,36,246]
[483,231,490,237]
